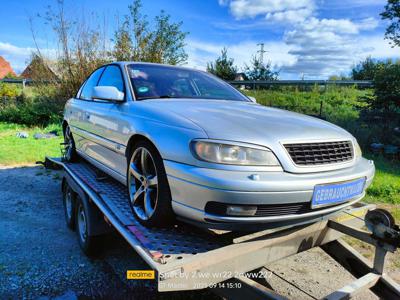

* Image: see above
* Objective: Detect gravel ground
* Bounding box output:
[0,165,398,299]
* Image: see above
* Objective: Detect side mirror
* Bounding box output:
[248,96,257,103]
[92,86,124,102]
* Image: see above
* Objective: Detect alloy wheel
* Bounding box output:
[128,147,158,221]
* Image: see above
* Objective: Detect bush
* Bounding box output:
[245,85,374,146]
[373,61,400,109]
[0,86,64,127]
[359,61,400,145]
[0,83,20,98]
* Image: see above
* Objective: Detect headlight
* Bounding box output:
[191,140,280,166]
[354,140,362,158]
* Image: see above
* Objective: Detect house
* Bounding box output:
[234,72,246,81]
[20,55,58,81]
[0,56,16,79]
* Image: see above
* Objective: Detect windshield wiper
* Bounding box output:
[138,95,183,100]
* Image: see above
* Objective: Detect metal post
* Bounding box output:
[319,101,323,117]
[373,246,387,274]
[257,43,267,64]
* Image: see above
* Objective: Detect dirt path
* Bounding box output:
[0,165,398,299]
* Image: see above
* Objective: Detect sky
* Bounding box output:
[0,0,398,79]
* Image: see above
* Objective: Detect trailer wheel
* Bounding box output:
[62,181,75,230]
[75,195,102,256]
[127,140,175,227]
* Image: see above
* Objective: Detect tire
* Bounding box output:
[75,195,102,257]
[63,125,77,162]
[62,181,76,230]
[127,140,175,227]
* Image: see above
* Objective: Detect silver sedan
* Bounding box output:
[63,62,375,229]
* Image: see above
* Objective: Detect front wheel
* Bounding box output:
[127,140,175,227]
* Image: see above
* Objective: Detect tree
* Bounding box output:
[373,60,400,109]
[351,57,384,80]
[243,56,278,81]
[206,48,238,80]
[36,0,110,98]
[381,0,400,47]
[112,0,188,64]
[328,74,350,81]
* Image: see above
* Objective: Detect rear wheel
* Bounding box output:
[75,195,102,256]
[62,181,75,230]
[63,125,77,162]
[127,140,175,227]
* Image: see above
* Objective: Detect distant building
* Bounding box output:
[234,72,246,90]
[20,55,58,81]
[234,72,246,81]
[0,56,16,79]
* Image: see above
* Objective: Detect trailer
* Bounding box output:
[44,156,400,299]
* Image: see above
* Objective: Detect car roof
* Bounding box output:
[111,61,203,73]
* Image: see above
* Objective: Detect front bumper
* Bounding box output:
[165,158,375,227]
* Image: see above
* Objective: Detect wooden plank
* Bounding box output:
[324,273,380,300]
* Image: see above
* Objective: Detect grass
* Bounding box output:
[364,155,400,205]
[0,122,63,166]
[362,154,400,223]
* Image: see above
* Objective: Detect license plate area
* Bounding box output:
[311,177,366,208]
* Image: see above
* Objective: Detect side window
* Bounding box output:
[79,67,105,100]
[97,65,124,93]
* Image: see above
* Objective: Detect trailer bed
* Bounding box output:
[47,157,400,298]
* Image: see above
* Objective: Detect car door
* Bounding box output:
[82,64,128,180]
[68,66,105,156]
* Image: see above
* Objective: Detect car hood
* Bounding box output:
[145,99,352,146]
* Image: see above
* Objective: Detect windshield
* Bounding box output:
[127,64,249,101]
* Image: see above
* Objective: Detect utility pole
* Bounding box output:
[257,43,267,64]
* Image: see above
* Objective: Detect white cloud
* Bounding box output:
[356,17,379,31]
[222,0,315,21]
[0,42,35,74]
[266,8,313,24]
[186,39,296,71]
[217,0,390,78]
[320,0,386,10]
[282,17,397,77]
[358,35,400,59]
[0,42,56,74]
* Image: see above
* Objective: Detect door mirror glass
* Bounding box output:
[92,86,124,102]
[248,96,257,103]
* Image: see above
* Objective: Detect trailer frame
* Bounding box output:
[45,157,400,299]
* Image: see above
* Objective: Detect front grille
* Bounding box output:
[284,141,353,166]
[205,202,341,217]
